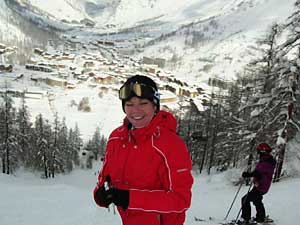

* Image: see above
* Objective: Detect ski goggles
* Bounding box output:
[119,82,160,100]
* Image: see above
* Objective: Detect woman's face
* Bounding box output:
[124,96,157,128]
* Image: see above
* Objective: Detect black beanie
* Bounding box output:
[121,75,160,112]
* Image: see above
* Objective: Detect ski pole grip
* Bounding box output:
[104,175,111,191]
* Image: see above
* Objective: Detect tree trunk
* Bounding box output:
[245,153,253,185]
[273,144,285,182]
[207,132,216,175]
[2,157,5,174]
[44,150,48,179]
[5,92,10,175]
[6,142,9,174]
[199,141,207,173]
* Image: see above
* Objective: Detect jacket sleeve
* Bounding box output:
[128,136,193,213]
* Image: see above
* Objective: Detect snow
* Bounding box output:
[0,1,28,43]
[28,0,87,21]
[25,0,294,31]
[1,0,300,224]
[24,81,125,140]
[0,165,299,225]
[0,71,183,141]
[3,68,299,225]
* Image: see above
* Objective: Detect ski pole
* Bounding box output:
[224,181,243,220]
[233,181,253,224]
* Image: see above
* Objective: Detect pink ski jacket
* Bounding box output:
[94,110,193,225]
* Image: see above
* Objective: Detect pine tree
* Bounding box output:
[34,114,51,178]
[68,124,82,167]
[57,117,72,173]
[177,100,205,173]
[230,23,283,153]
[0,90,18,174]
[234,20,300,180]
[90,127,102,160]
[49,112,60,178]
[15,92,33,168]
[99,135,107,159]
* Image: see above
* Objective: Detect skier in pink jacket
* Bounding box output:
[239,143,277,224]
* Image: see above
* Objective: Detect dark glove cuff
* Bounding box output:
[242,172,250,178]
[112,188,129,210]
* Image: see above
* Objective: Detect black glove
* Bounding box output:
[111,188,129,210]
[95,185,113,207]
[242,171,251,178]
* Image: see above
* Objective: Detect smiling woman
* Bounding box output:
[120,75,160,128]
[123,97,157,128]
[93,75,194,225]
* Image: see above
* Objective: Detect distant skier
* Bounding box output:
[238,143,277,224]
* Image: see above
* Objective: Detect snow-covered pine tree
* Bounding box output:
[269,4,300,180]
[49,112,61,178]
[15,92,33,168]
[99,134,107,159]
[68,123,82,167]
[235,18,300,180]
[177,99,206,173]
[215,80,246,169]
[57,117,73,173]
[34,113,52,178]
[88,127,102,160]
[0,90,18,174]
[221,23,283,171]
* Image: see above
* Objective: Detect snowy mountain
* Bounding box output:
[1,0,296,82]
[0,0,298,141]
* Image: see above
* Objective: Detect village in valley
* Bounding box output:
[1,29,229,170]
[0,38,205,114]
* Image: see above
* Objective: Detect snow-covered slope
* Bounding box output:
[24,0,294,29]
[140,0,296,83]
[27,0,88,22]
[0,166,299,225]
[0,1,62,64]
[0,1,28,44]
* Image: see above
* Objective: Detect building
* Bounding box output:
[94,74,117,84]
[142,56,166,68]
[34,48,44,55]
[0,64,13,72]
[46,76,67,87]
[25,64,53,73]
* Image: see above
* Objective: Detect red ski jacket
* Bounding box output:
[94,110,193,225]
